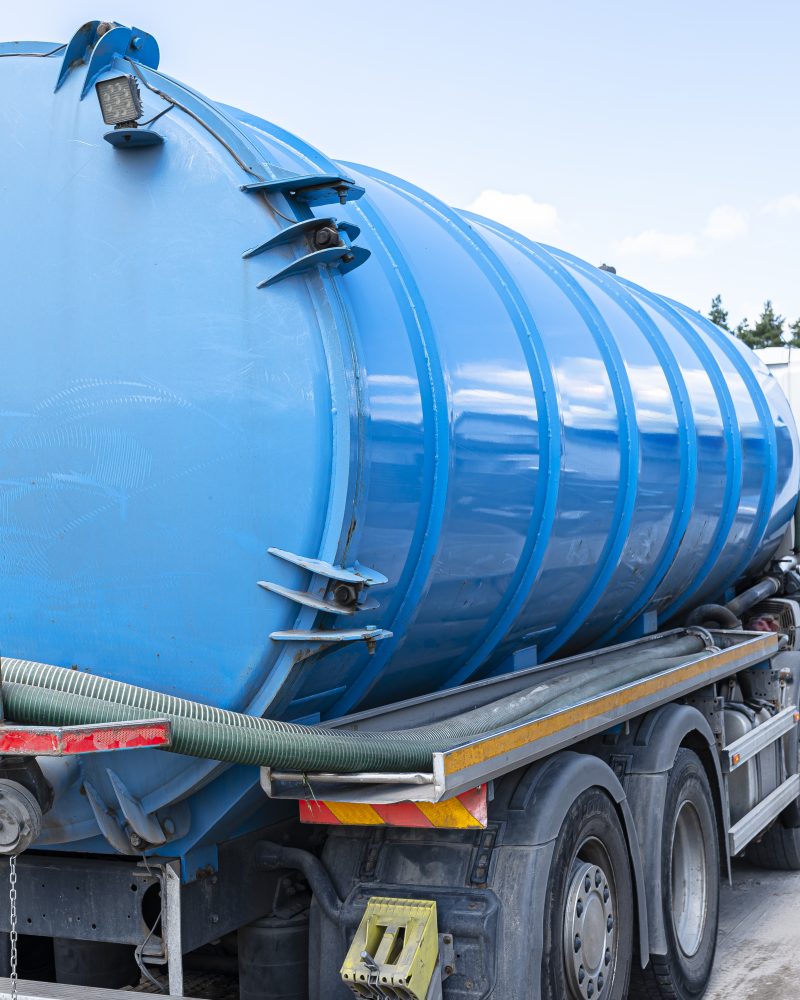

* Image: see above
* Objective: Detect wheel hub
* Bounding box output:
[671,799,708,957]
[564,860,615,998]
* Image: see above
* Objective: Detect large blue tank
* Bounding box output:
[1,22,798,857]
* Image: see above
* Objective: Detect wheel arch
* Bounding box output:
[497,750,650,969]
[590,703,729,957]
[630,703,730,875]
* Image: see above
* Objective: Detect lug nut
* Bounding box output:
[587,981,594,998]
[576,900,584,917]
[598,972,604,990]
[585,876,592,892]
[607,915,614,932]
[603,887,609,902]
[595,870,602,887]
[574,934,582,953]
[604,948,611,966]
[578,966,585,984]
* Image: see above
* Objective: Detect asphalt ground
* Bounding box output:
[706,858,800,999]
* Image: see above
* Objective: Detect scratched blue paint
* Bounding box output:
[0,27,797,858]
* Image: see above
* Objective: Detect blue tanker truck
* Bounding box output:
[0,18,799,1000]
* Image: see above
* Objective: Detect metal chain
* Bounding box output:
[8,855,17,1000]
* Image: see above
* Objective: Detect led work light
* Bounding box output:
[96,75,143,127]
[95,75,165,149]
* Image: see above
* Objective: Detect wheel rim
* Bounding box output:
[670,799,708,957]
[563,841,616,999]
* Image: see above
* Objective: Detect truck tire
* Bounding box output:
[629,749,719,1000]
[746,821,800,870]
[541,787,633,1000]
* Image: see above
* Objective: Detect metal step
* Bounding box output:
[729,774,800,855]
[722,704,799,772]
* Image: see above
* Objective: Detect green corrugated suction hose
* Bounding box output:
[1,634,707,773]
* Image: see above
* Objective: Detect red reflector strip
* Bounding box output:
[0,730,60,755]
[299,785,488,829]
[0,720,171,756]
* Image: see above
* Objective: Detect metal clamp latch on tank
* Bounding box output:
[54,20,160,97]
[242,215,371,288]
[260,547,391,652]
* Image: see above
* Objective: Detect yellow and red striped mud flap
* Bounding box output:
[299,784,488,829]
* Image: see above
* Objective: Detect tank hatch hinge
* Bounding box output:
[261,547,390,648]
[55,21,159,97]
[245,218,370,287]
[259,580,380,616]
[267,547,388,587]
[243,217,350,258]
[270,627,392,645]
[241,172,365,206]
[260,244,370,287]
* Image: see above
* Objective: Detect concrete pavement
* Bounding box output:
[706,859,800,998]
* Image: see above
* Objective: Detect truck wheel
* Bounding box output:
[541,787,633,1000]
[629,749,719,1000]
[746,822,800,870]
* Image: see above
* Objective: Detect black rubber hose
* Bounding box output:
[726,577,780,619]
[255,843,341,923]
[686,604,740,629]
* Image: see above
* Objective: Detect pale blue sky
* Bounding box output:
[8,1,799,326]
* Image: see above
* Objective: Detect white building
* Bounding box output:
[757,346,800,417]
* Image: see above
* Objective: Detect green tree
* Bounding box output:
[787,317,800,349]
[752,300,785,348]
[733,301,785,350]
[708,294,730,330]
[734,318,758,348]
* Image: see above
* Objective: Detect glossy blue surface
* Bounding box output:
[1,30,797,858]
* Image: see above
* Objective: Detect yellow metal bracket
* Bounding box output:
[340,896,440,999]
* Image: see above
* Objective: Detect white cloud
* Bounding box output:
[763,194,800,217]
[704,205,748,240]
[615,203,746,262]
[465,189,559,240]
[615,229,699,261]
